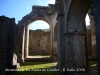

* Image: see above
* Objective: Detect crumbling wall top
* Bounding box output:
[17,4,57,27]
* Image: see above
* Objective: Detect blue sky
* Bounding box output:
[0,0,89,30]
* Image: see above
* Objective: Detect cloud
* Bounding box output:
[36,0,55,6]
[36,0,43,6]
[48,0,55,4]
[37,0,41,2]
[26,6,29,9]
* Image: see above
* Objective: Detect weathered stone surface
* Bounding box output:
[13,53,17,66]
[1,0,100,74]
[63,0,92,69]
[53,41,58,61]
[86,29,92,56]
[17,4,57,61]
[29,30,50,55]
[0,16,18,75]
[17,4,56,27]
[13,25,21,63]
[56,0,66,69]
[54,24,57,41]
[88,9,97,58]
[13,53,20,69]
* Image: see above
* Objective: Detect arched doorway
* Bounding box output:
[17,2,58,72]
[56,0,92,69]
[28,20,51,59]
[17,4,56,62]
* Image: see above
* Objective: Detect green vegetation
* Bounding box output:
[9,60,98,75]
[43,29,50,32]
[9,62,61,75]
[88,61,98,67]
[19,62,57,71]
[9,71,61,75]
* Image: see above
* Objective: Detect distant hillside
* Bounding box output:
[43,29,50,32]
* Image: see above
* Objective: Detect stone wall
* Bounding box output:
[87,29,92,56]
[29,30,50,55]
[0,16,17,75]
[87,28,97,58]
[88,9,97,58]
[53,41,58,61]
[13,25,21,64]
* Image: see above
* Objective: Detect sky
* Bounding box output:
[0,0,90,30]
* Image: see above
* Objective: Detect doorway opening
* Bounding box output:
[85,12,97,70]
[28,20,51,59]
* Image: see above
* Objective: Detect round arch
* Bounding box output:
[23,16,52,59]
[17,5,56,27]
[28,20,51,57]
[17,5,57,60]
[29,20,50,30]
[27,17,51,28]
[56,0,92,69]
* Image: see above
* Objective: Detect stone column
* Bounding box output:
[92,0,100,74]
[56,0,66,69]
[88,9,97,58]
[64,0,92,69]
[24,25,29,58]
[18,25,25,63]
[50,22,53,59]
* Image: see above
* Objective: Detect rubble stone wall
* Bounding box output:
[29,30,50,55]
[0,16,16,75]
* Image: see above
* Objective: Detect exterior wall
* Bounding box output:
[14,25,21,63]
[29,30,50,55]
[0,16,17,75]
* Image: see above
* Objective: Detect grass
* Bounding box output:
[88,61,98,67]
[19,62,57,71]
[9,71,61,75]
[8,60,98,75]
[8,62,61,75]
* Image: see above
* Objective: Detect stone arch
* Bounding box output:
[17,4,57,62]
[28,20,50,56]
[56,0,92,69]
[29,20,50,30]
[18,13,51,27]
[18,5,56,26]
[28,18,50,27]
